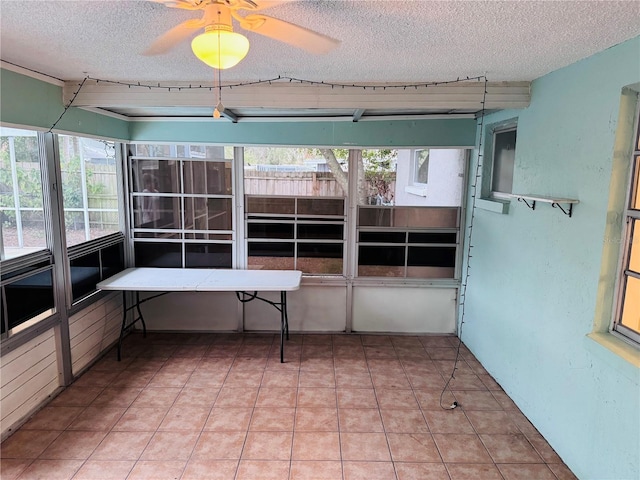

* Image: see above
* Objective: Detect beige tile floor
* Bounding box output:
[1,333,578,480]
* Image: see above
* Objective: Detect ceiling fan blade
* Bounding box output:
[247,0,295,11]
[240,14,340,55]
[149,0,203,10]
[143,18,205,55]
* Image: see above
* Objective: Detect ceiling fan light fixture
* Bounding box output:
[191,27,249,70]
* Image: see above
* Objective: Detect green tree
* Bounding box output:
[316,148,397,204]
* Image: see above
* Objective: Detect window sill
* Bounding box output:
[404,185,428,197]
[476,198,510,214]
[586,333,640,381]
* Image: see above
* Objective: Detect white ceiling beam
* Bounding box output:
[63,80,530,111]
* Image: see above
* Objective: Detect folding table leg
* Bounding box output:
[135,291,147,337]
[282,291,290,341]
[117,291,128,361]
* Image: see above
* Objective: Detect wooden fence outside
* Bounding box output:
[244,170,344,196]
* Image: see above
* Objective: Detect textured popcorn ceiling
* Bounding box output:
[1,0,638,84]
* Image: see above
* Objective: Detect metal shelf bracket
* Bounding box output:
[517,197,536,210]
[551,202,573,217]
[511,194,578,218]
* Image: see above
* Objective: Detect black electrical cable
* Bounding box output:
[439,76,488,410]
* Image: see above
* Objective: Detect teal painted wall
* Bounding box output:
[129,117,477,147]
[0,69,129,140]
[462,37,640,479]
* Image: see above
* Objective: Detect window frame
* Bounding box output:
[490,125,517,199]
[612,107,640,347]
[128,146,235,269]
[355,205,460,279]
[1,129,127,350]
[245,195,347,275]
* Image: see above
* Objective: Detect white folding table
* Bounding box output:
[97,268,302,363]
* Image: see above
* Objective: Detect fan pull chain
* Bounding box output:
[213,14,224,119]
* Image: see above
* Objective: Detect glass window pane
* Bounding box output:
[0,128,47,259]
[297,224,343,240]
[133,231,182,240]
[407,266,455,279]
[297,243,343,274]
[359,207,458,228]
[359,149,397,206]
[184,198,232,231]
[244,148,347,197]
[4,269,54,329]
[492,129,516,194]
[102,242,125,279]
[132,144,229,160]
[59,135,120,247]
[184,233,233,241]
[407,247,456,278]
[131,158,180,194]
[183,161,232,195]
[248,223,294,239]
[632,155,639,210]
[70,252,101,302]
[358,207,392,227]
[185,243,232,268]
[64,211,88,247]
[628,219,639,273]
[248,242,295,270]
[408,246,456,267]
[620,275,640,334]
[414,150,429,184]
[246,197,296,215]
[359,232,406,243]
[394,207,459,228]
[134,242,182,267]
[358,245,405,277]
[359,246,405,267]
[133,196,182,229]
[297,198,344,216]
[408,232,457,244]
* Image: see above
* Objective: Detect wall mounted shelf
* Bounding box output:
[509,194,579,217]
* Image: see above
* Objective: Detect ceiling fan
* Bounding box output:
[145,0,340,68]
